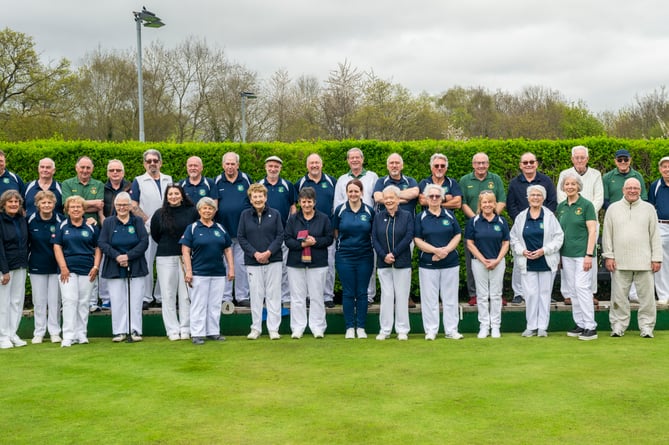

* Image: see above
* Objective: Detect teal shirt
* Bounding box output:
[556,195,597,257]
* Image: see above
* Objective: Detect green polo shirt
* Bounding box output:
[556,195,597,257]
[61,177,105,221]
[602,168,647,206]
[459,171,506,214]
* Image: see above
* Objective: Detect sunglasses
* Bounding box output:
[616,157,630,163]
[108,169,123,173]
[427,195,442,200]
[145,159,161,164]
[433,164,447,169]
[521,160,536,165]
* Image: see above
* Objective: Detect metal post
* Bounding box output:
[241,94,247,144]
[135,18,145,142]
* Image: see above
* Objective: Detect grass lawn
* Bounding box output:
[2,332,667,445]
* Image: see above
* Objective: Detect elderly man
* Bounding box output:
[0,150,25,197]
[295,153,337,308]
[24,157,62,215]
[373,153,419,214]
[603,149,647,209]
[603,178,661,338]
[556,145,603,305]
[179,156,218,206]
[334,148,379,304]
[259,155,296,306]
[506,152,557,305]
[418,153,462,210]
[215,152,253,307]
[648,156,669,305]
[130,149,173,308]
[459,153,507,306]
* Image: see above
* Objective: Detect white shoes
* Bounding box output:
[247,329,261,340]
[11,336,27,347]
[477,328,489,339]
[269,331,281,340]
[356,328,367,339]
[180,332,191,340]
[291,331,303,339]
[397,333,408,341]
[491,327,501,338]
[61,339,72,348]
[376,333,389,341]
[131,332,143,342]
[32,336,44,344]
[0,339,13,349]
[51,334,62,343]
[112,334,127,342]
[424,333,436,341]
[345,328,355,339]
[168,334,181,341]
[313,331,324,339]
[445,332,463,340]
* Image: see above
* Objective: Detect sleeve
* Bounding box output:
[313,213,333,248]
[391,212,414,257]
[236,211,255,255]
[267,211,284,255]
[150,210,162,243]
[97,219,118,258]
[179,224,193,248]
[129,179,140,202]
[126,217,149,261]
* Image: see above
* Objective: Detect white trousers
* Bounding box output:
[280,243,290,303]
[287,266,327,335]
[142,237,161,303]
[30,273,61,337]
[98,254,111,305]
[248,262,282,333]
[0,268,26,343]
[472,259,505,330]
[190,275,226,337]
[107,277,145,335]
[520,270,555,331]
[156,256,190,337]
[367,255,377,302]
[511,263,523,297]
[377,267,411,336]
[419,266,460,336]
[223,239,249,303]
[561,257,596,330]
[610,269,656,332]
[60,273,93,342]
[324,243,336,302]
[654,223,669,301]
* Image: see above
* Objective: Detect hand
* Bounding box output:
[0,273,9,285]
[184,272,193,287]
[583,256,593,271]
[605,258,616,272]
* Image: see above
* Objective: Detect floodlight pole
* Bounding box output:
[240,91,257,143]
[134,8,165,142]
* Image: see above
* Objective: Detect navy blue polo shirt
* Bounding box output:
[51,219,99,275]
[522,210,549,272]
[259,177,296,224]
[332,202,374,259]
[0,170,25,196]
[295,173,337,217]
[649,178,669,219]
[179,177,219,206]
[214,172,252,236]
[374,174,419,214]
[180,221,231,277]
[464,214,509,260]
[414,209,461,269]
[28,212,63,274]
[418,176,463,210]
[24,180,63,215]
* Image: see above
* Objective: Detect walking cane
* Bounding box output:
[126,265,134,343]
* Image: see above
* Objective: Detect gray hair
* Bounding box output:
[526,184,547,199]
[423,183,445,199]
[347,147,364,159]
[382,185,401,198]
[197,196,218,210]
[560,172,583,193]
[114,191,132,205]
[143,149,162,162]
[572,145,589,157]
[222,152,239,164]
[430,153,448,168]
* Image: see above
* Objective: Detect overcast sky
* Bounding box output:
[5,0,669,113]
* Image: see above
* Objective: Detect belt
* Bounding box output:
[659,220,669,224]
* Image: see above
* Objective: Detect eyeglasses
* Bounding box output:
[433,164,447,169]
[108,169,123,173]
[145,159,160,164]
[427,195,442,200]
[521,160,536,165]
[616,157,630,163]
[115,203,130,207]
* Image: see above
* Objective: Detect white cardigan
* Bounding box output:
[509,206,564,273]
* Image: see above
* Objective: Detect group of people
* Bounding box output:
[0,145,665,348]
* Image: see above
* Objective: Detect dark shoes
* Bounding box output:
[206,335,226,341]
[578,329,598,341]
[567,326,584,337]
[235,299,251,308]
[324,301,335,309]
[511,295,524,305]
[192,337,205,345]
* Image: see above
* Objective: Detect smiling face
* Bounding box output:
[251,191,267,211]
[37,198,55,217]
[299,197,315,215]
[431,158,447,180]
[527,190,545,209]
[114,199,131,218]
[306,154,323,178]
[383,191,399,212]
[571,148,589,174]
[38,159,56,181]
[166,187,183,207]
[562,177,580,198]
[346,183,362,204]
[67,201,84,220]
[472,154,489,178]
[519,153,538,178]
[198,204,216,222]
[347,150,364,174]
[265,160,282,182]
[622,179,641,203]
[387,154,403,179]
[187,157,203,180]
[76,158,94,182]
[4,196,21,216]
[660,161,669,181]
[478,191,496,216]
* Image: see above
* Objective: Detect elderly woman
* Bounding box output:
[238,183,284,340]
[465,190,510,339]
[556,173,598,340]
[151,184,198,341]
[510,185,564,337]
[414,183,462,340]
[99,192,149,342]
[28,190,63,344]
[52,196,101,348]
[180,197,234,345]
[334,179,375,339]
[372,185,414,341]
[0,190,29,349]
[284,187,333,339]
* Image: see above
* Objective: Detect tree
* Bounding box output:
[320,60,363,139]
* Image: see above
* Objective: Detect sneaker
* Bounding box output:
[537,329,548,337]
[578,329,598,341]
[567,326,584,337]
[77,336,89,344]
[168,334,181,341]
[468,296,477,306]
[11,336,27,347]
[324,301,335,309]
[32,336,44,344]
[0,339,13,349]
[236,299,251,308]
[131,331,143,342]
[101,301,111,310]
[397,333,408,341]
[206,335,226,341]
[491,327,501,338]
[424,333,436,341]
[610,329,625,337]
[521,329,537,337]
[445,332,463,340]
[61,339,72,348]
[376,333,389,341]
[345,328,355,339]
[477,328,489,339]
[180,332,190,340]
[112,334,127,342]
[356,328,367,339]
[511,295,524,305]
[50,335,62,343]
[192,336,205,345]
[269,331,281,340]
[247,329,261,340]
[313,331,324,339]
[291,332,303,339]
[640,330,654,338]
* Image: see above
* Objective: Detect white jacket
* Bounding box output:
[510,206,564,273]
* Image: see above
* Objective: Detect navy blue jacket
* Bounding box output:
[372,208,414,269]
[238,206,284,266]
[98,215,149,279]
[0,211,28,273]
[284,210,333,268]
